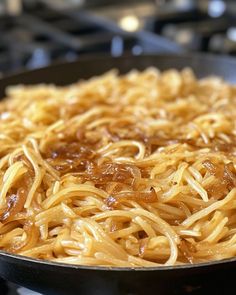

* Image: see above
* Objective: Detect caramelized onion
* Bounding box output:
[203,160,236,199]
[46,141,96,173]
[139,237,149,257]
[105,187,157,209]
[50,142,95,160]
[8,221,39,253]
[0,188,26,223]
[83,162,141,185]
[178,239,196,264]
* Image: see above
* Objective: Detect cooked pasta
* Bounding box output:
[1,68,236,267]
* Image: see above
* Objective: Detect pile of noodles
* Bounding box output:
[1,68,236,267]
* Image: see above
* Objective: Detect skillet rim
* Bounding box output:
[1,250,236,272]
[0,52,236,272]
[1,51,236,83]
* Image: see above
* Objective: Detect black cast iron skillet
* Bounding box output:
[0,54,236,295]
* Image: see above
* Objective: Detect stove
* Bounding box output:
[1,0,236,294]
[0,0,183,75]
[0,0,234,76]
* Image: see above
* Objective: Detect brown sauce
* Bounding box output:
[0,188,27,223]
[203,160,236,199]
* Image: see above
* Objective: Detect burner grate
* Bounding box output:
[0,1,184,74]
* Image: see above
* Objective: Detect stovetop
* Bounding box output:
[0,0,182,75]
[1,0,236,294]
[0,0,235,76]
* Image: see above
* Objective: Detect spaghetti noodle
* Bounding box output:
[1,68,236,266]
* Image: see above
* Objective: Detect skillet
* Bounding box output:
[0,53,236,295]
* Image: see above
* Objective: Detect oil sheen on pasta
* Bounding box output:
[1,68,236,267]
